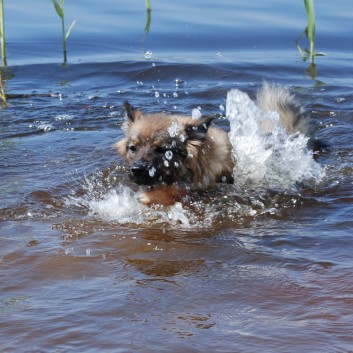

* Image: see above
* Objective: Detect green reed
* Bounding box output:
[296,0,318,64]
[0,71,7,106]
[144,0,152,36]
[304,0,315,62]
[141,0,152,51]
[0,0,6,106]
[0,0,6,66]
[52,0,76,65]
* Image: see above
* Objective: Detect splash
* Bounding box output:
[88,186,144,223]
[226,88,324,190]
[66,179,196,226]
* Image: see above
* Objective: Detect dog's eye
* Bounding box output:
[128,145,137,153]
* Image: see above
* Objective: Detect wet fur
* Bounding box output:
[116,84,314,206]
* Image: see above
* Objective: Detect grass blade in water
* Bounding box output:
[304,0,315,62]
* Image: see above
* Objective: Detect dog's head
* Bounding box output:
[116,101,214,186]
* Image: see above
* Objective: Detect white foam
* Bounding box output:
[66,180,197,226]
[55,114,74,121]
[226,89,324,190]
[88,186,144,223]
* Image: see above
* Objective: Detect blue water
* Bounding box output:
[6,0,353,63]
[1,1,353,352]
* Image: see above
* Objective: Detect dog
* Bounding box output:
[116,83,314,206]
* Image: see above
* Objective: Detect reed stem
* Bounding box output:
[61,16,67,64]
[0,69,7,106]
[0,0,6,66]
[53,0,75,65]
[304,0,316,63]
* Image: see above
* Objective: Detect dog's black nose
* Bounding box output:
[131,162,148,177]
[130,161,156,185]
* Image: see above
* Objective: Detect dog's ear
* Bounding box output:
[123,101,136,123]
[185,116,214,140]
[121,101,142,133]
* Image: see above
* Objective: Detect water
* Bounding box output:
[227,87,324,190]
[1,0,353,352]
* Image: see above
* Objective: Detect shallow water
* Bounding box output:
[1,0,353,352]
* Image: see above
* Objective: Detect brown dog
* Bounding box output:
[116,102,234,205]
[116,84,313,206]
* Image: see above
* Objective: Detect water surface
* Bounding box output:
[1,1,353,352]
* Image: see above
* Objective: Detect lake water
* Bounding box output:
[1,0,353,352]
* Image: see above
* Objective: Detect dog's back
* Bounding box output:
[256,82,310,135]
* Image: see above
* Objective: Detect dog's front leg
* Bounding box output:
[139,185,187,206]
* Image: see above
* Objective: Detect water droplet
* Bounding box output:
[144,50,153,59]
[175,79,184,87]
[149,167,156,177]
[168,121,180,137]
[192,107,202,120]
[335,97,346,103]
[155,91,160,98]
[165,150,173,160]
[55,114,74,121]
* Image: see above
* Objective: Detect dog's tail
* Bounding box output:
[256,82,310,136]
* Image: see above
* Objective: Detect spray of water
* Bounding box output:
[226,88,324,191]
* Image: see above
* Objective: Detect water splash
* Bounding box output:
[226,88,324,191]
[65,178,199,226]
[88,186,144,223]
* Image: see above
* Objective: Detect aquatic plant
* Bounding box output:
[0,0,6,66]
[296,0,324,64]
[145,0,152,34]
[304,0,315,61]
[0,0,6,106]
[142,0,152,46]
[0,70,7,106]
[52,0,76,64]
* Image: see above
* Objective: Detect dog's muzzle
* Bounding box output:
[130,161,158,185]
